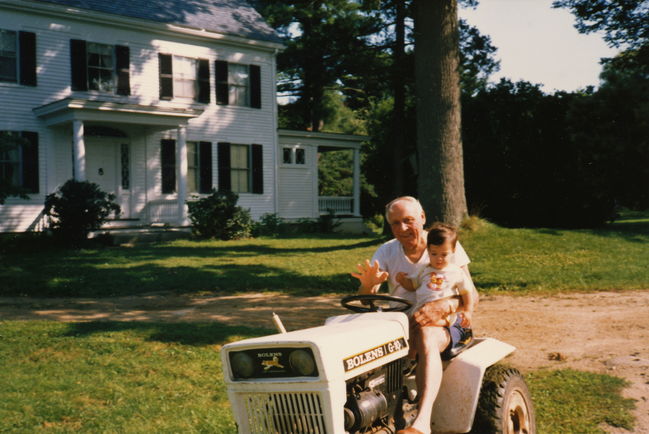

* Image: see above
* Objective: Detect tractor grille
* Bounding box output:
[239,391,327,433]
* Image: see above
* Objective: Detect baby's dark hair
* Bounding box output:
[426,222,458,248]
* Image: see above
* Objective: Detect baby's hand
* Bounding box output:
[461,311,473,328]
[396,272,415,291]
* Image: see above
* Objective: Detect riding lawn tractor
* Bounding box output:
[221,294,535,433]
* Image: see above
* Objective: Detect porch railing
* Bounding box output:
[318,196,353,215]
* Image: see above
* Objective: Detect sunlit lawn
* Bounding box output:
[1,213,647,298]
[1,214,646,432]
[0,321,635,433]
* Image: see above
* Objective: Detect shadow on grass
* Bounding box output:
[1,261,357,298]
[64,321,273,346]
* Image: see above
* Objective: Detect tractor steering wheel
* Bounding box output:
[341,294,412,313]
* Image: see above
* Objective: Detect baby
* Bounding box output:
[397,222,476,328]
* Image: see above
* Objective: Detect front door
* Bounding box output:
[86,137,132,218]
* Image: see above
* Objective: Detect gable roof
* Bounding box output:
[30,0,282,44]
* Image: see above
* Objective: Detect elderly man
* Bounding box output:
[352,196,478,434]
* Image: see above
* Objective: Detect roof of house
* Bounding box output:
[30,0,282,44]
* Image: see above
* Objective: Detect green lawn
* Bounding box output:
[0,321,635,433]
[1,214,647,298]
[1,215,646,432]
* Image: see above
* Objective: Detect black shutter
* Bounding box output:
[215,60,229,105]
[197,59,210,103]
[70,39,87,91]
[115,45,130,96]
[161,139,176,194]
[250,64,261,109]
[19,32,37,86]
[159,53,173,99]
[20,131,39,193]
[217,142,231,191]
[199,141,212,193]
[251,144,263,194]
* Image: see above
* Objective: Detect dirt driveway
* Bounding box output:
[2,290,648,433]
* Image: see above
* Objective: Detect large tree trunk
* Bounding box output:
[414,0,468,226]
[391,0,406,197]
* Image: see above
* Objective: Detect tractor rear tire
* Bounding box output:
[471,364,536,434]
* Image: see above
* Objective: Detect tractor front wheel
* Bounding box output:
[472,365,536,434]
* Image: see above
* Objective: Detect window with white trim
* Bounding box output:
[282,146,306,165]
[230,144,250,193]
[87,42,114,92]
[158,54,210,103]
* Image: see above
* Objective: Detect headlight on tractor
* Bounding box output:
[288,349,317,376]
[228,347,318,380]
[231,351,255,379]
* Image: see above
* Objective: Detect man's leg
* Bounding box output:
[407,326,450,434]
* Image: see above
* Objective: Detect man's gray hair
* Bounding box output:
[384,196,424,223]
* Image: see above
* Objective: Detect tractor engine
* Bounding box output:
[343,359,405,432]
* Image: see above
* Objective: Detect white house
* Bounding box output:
[0,0,364,233]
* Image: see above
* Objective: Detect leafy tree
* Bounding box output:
[415,0,468,226]
[552,0,648,49]
[462,80,622,227]
[256,0,383,131]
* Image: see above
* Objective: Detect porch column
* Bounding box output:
[177,124,188,226]
[353,147,361,216]
[72,119,86,181]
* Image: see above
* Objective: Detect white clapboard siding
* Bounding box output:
[0,4,279,231]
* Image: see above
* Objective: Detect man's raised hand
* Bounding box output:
[351,259,388,294]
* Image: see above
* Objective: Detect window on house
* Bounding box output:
[218,142,263,194]
[215,60,261,108]
[282,147,292,164]
[295,148,306,164]
[186,141,213,194]
[0,30,17,83]
[174,56,197,99]
[0,29,36,86]
[229,63,250,107]
[0,130,39,194]
[160,139,176,194]
[158,54,210,103]
[230,144,249,193]
[87,42,114,92]
[282,147,306,165]
[161,139,212,195]
[120,143,130,190]
[71,39,129,95]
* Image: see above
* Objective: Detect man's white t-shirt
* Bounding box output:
[371,236,470,307]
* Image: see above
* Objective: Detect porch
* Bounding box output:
[277,129,365,219]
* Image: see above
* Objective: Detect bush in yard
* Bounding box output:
[187,190,253,240]
[44,179,120,245]
[253,213,283,236]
